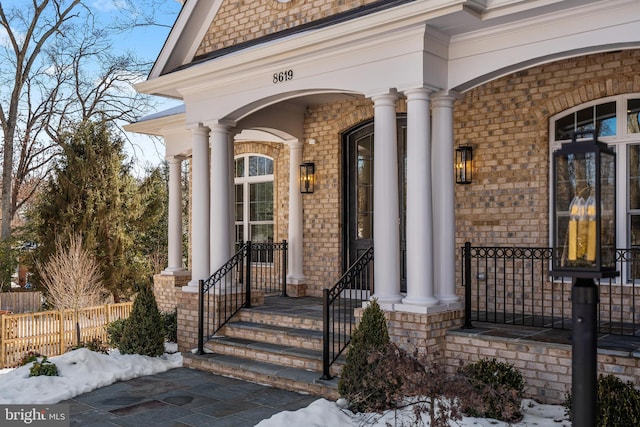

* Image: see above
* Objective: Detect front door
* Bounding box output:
[343,117,407,291]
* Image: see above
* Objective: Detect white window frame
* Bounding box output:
[549,93,640,284]
[234,154,274,245]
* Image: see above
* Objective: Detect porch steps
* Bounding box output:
[182,297,343,400]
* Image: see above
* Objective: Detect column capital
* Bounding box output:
[286,139,303,150]
[165,155,187,163]
[401,86,437,100]
[188,123,210,136]
[368,89,400,106]
[431,90,461,107]
[203,119,236,131]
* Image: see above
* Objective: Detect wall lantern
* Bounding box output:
[551,134,616,277]
[300,162,315,193]
[455,146,473,184]
[550,132,617,427]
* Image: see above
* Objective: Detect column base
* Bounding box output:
[401,295,440,307]
[161,268,190,276]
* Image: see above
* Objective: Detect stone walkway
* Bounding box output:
[64,367,320,427]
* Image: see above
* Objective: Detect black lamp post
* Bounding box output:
[551,133,617,427]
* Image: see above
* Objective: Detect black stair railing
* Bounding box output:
[198,240,287,354]
[321,247,374,380]
[462,242,640,336]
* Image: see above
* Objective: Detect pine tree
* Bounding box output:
[31,120,161,301]
[338,299,397,413]
[118,280,165,357]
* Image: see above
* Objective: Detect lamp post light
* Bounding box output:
[551,133,617,427]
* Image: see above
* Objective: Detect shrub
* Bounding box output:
[460,358,524,422]
[19,351,43,367]
[118,281,165,357]
[161,309,177,342]
[338,299,399,413]
[564,374,640,427]
[106,318,128,348]
[29,357,58,377]
[67,338,109,354]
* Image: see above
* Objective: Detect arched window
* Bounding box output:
[234,154,274,246]
[550,94,640,282]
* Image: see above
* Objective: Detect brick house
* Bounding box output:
[127,0,640,403]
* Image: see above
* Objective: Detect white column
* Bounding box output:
[188,125,210,287]
[402,88,438,306]
[209,121,234,272]
[163,156,185,275]
[287,140,305,284]
[432,91,459,303]
[371,91,402,304]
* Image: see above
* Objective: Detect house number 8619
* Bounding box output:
[273,69,293,84]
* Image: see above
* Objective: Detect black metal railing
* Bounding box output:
[462,242,640,336]
[198,240,287,354]
[321,246,373,380]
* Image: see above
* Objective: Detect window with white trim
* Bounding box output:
[550,94,640,282]
[234,154,274,246]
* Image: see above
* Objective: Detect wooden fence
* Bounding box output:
[0,292,42,313]
[0,302,133,368]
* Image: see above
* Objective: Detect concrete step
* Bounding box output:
[204,335,344,377]
[219,320,324,351]
[183,351,340,400]
[234,308,324,331]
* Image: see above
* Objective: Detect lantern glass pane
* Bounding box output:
[601,150,616,269]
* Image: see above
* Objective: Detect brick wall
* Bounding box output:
[454,50,640,253]
[196,0,380,57]
[153,273,191,313]
[446,331,640,404]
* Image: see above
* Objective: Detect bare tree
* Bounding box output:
[38,233,105,311]
[0,0,162,239]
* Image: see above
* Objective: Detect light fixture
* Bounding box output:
[300,162,315,193]
[455,146,473,184]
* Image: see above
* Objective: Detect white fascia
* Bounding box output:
[449,0,640,91]
[136,0,467,100]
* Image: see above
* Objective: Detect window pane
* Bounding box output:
[630,145,640,210]
[249,156,273,176]
[555,113,574,140]
[235,224,244,247]
[250,182,273,221]
[235,184,244,221]
[628,99,640,134]
[250,224,273,243]
[576,106,594,136]
[596,102,616,137]
[356,134,373,239]
[235,157,245,178]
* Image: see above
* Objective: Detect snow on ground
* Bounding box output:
[0,346,570,426]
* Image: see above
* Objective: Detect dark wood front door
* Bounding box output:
[343,117,407,291]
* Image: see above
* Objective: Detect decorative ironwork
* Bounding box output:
[197,241,287,354]
[463,243,640,336]
[321,246,374,380]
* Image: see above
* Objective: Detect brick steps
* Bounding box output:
[184,297,345,400]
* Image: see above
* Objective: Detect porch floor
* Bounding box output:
[256,297,640,356]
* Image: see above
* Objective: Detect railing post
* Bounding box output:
[282,240,288,297]
[463,242,474,329]
[321,288,332,380]
[245,242,252,308]
[198,279,204,355]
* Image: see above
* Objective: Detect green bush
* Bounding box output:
[460,358,524,422]
[19,351,43,367]
[29,357,58,377]
[564,374,640,427]
[118,282,165,357]
[106,318,128,348]
[67,338,109,354]
[338,299,400,413]
[161,309,177,342]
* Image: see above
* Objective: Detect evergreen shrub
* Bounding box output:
[106,318,128,349]
[564,374,640,427]
[460,358,524,422]
[161,309,177,342]
[338,299,400,413]
[29,357,58,377]
[118,281,165,357]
